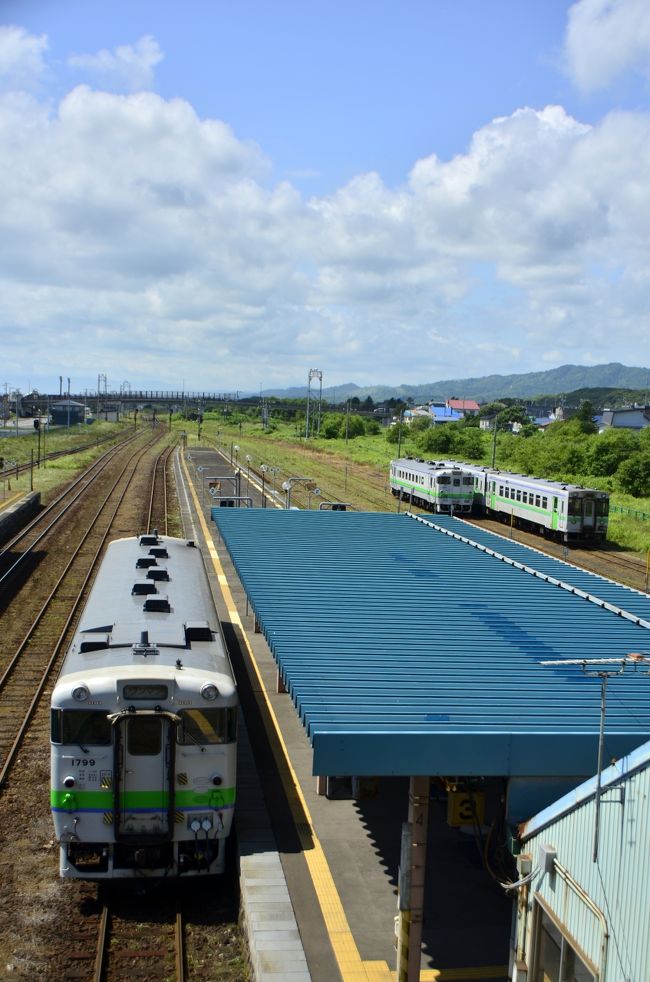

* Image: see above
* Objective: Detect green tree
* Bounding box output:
[577,400,598,434]
[386,423,407,445]
[410,415,432,433]
[456,427,484,459]
[418,425,457,454]
[616,453,650,496]
[588,429,638,476]
[321,413,344,439]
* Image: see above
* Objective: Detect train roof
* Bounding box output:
[212,509,649,786]
[56,535,232,680]
[391,457,466,471]
[437,460,608,496]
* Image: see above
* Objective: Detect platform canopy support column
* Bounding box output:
[397,775,430,982]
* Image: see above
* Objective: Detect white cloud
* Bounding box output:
[68,35,163,92]
[0,25,48,90]
[564,0,650,92]
[1,28,650,391]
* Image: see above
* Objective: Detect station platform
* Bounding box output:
[174,450,511,982]
[0,491,40,547]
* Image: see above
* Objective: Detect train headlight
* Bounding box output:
[63,776,75,788]
[200,683,219,701]
[72,684,90,702]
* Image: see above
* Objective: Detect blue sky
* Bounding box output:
[1,0,649,394]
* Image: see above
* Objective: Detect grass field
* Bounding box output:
[0,419,137,500]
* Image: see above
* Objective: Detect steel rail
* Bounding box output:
[0,434,164,788]
[0,431,146,592]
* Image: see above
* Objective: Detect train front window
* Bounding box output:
[567,498,582,516]
[127,716,161,756]
[177,707,237,745]
[52,709,112,746]
[596,499,609,516]
[438,476,450,485]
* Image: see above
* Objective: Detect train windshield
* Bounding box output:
[177,707,237,746]
[51,709,112,745]
[596,499,609,516]
[567,497,582,516]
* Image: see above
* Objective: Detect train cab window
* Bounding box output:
[568,497,582,516]
[438,476,450,485]
[52,709,112,746]
[128,716,161,756]
[177,707,237,745]
[463,477,472,486]
[596,499,609,516]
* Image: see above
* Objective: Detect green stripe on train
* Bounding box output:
[51,786,236,810]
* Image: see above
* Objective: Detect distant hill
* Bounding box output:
[261,363,650,405]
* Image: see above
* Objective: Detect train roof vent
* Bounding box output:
[132,581,158,595]
[149,547,169,559]
[136,557,158,569]
[185,621,213,643]
[146,568,169,581]
[139,533,160,546]
[79,637,110,653]
[143,595,171,613]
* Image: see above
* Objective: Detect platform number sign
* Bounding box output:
[447,789,485,827]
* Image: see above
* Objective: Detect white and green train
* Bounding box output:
[50,534,237,879]
[389,458,474,513]
[441,462,609,543]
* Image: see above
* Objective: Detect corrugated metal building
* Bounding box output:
[514,740,650,981]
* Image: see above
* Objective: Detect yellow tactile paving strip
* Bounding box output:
[0,492,23,512]
[180,451,507,982]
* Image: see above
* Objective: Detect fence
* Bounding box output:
[610,505,650,522]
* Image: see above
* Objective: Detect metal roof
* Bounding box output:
[212,510,650,777]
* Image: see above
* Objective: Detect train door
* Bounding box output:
[114,713,175,839]
[582,496,595,533]
[551,496,560,532]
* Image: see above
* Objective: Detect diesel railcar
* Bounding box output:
[50,533,237,879]
[442,462,609,543]
[390,458,474,513]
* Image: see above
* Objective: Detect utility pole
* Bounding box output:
[541,653,650,863]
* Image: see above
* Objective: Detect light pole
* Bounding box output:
[307,487,321,509]
[245,454,252,496]
[260,464,268,507]
[282,476,315,509]
[268,466,280,503]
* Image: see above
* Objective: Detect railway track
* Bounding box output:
[147,441,176,535]
[0,429,145,591]
[0,436,171,788]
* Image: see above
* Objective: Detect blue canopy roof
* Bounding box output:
[213,510,650,777]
